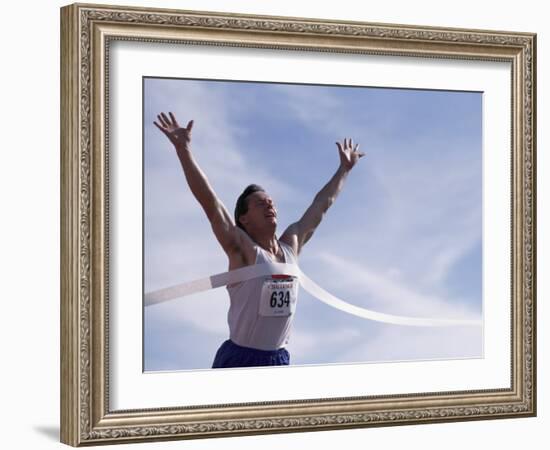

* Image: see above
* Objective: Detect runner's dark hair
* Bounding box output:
[234,184,265,232]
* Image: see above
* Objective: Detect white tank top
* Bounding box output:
[227,241,299,350]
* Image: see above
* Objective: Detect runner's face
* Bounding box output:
[242,191,277,229]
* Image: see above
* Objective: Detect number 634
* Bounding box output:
[270,290,290,308]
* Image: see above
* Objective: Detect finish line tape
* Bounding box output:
[144,262,481,327]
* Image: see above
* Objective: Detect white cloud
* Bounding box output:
[366,139,482,288]
[311,251,480,321]
[270,84,380,143]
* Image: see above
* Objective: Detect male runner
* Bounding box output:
[154,112,364,368]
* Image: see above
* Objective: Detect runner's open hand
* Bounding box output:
[336,138,365,171]
[154,112,194,152]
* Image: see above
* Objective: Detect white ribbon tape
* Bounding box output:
[144,262,299,306]
[144,262,481,327]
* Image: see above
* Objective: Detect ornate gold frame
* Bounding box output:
[60,3,536,446]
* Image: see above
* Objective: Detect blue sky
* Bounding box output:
[143,77,483,371]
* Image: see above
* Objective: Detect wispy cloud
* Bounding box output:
[269,83,382,142]
[311,252,480,320]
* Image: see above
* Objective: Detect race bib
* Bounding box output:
[259,276,299,317]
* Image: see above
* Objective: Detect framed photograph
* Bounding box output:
[60,3,536,446]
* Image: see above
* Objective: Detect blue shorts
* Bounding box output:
[212,339,290,368]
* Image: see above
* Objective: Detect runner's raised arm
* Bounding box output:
[154,112,249,258]
[280,138,365,255]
